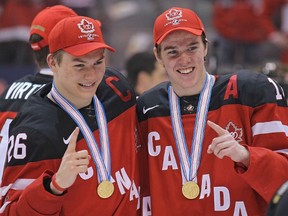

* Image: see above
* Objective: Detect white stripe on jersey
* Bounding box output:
[274,149,288,154]
[0,178,35,213]
[1,178,35,196]
[0,201,11,213]
[252,121,288,136]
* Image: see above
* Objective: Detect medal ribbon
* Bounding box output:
[50,82,111,183]
[169,73,215,183]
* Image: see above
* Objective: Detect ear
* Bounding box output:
[204,42,208,57]
[47,54,57,73]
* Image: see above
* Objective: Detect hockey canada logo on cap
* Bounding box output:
[165,9,182,21]
[164,8,186,26]
[77,19,98,41]
[78,19,95,34]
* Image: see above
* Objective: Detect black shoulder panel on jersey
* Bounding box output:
[137,82,171,122]
[8,87,75,166]
[97,66,136,121]
[211,70,287,109]
[137,70,287,122]
[0,73,52,112]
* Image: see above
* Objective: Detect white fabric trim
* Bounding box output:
[252,121,288,136]
[274,149,288,154]
[0,178,35,213]
[39,68,53,76]
[1,183,12,197]
[1,178,35,197]
[0,201,11,213]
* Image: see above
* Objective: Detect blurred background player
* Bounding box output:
[213,0,288,73]
[0,5,77,186]
[125,51,168,96]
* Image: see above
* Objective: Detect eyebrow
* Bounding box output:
[163,41,199,51]
[72,55,105,63]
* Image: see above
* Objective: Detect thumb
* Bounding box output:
[207,120,228,136]
[65,127,79,153]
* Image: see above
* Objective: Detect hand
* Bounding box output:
[207,121,250,166]
[51,127,91,194]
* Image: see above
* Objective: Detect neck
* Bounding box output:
[173,72,207,97]
[47,91,92,110]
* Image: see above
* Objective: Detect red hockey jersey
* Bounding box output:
[137,70,288,216]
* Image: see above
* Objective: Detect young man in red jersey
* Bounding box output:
[0,16,139,215]
[137,7,288,216]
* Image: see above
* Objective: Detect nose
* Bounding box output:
[84,66,98,79]
[178,51,192,65]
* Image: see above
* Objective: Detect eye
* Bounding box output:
[74,63,85,69]
[166,49,179,57]
[95,59,104,65]
[188,46,197,52]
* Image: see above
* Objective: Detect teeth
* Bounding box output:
[80,83,93,87]
[178,68,193,74]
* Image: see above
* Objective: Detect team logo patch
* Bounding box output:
[77,19,99,41]
[225,122,243,143]
[78,19,95,34]
[63,131,74,145]
[165,9,182,21]
[164,9,187,27]
[143,105,159,114]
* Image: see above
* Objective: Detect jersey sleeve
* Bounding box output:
[0,126,63,215]
[236,73,288,203]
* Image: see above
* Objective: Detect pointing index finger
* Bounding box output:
[207,120,228,136]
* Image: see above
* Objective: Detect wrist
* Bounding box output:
[240,146,250,167]
[50,174,67,195]
[235,162,248,174]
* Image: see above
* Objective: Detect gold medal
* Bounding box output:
[97,180,114,199]
[182,181,200,199]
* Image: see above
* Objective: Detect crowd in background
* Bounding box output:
[0,0,288,99]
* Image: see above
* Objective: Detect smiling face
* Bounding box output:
[154,30,208,97]
[47,49,106,108]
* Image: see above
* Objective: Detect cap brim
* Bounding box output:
[64,42,116,56]
[156,27,203,45]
